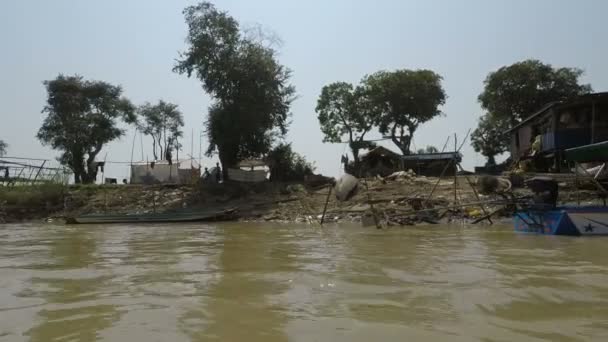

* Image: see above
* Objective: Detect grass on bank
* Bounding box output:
[0,183,66,208]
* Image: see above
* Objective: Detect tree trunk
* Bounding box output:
[157,137,163,161]
[73,172,82,184]
[389,123,412,155]
[163,126,167,160]
[81,161,97,184]
[391,135,411,155]
[152,136,158,160]
[218,152,228,181]
[83,163,98,184]
[69,153,85,184]
[351,146,360,174]
[486,155,496,167]
[217,146,238,181]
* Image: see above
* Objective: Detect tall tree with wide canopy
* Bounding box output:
[37,75,136,184]
[316,82,378,167]
[479,59,592,126]
[137,100,184,161]
[364,69,446,155]
[471,113,510,166]
[174,2,295,176]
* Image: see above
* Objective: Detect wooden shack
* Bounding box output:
[506,92,608,171]
[401,152,462,177]
[358,146,402,177]
[359,146,461,177]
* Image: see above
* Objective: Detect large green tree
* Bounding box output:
[471,113,510,166]
[316,82,378,167]
[174,2,295,176]
[37,75,136,184]
[364,69,446,155]
[137,100,184,161]
[479,59,592,126]
[0,139,7,157]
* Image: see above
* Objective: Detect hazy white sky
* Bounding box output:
[1,0,607,180]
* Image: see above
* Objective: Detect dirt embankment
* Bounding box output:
[2,173,604,225]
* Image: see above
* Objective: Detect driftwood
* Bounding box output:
[471,207,504,224]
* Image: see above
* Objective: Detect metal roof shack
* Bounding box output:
[358,146,462,177]
[401,152,461,177]
[358,146,402,177]
[505,92,608,171]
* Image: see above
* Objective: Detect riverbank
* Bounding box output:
[2,173,604,226]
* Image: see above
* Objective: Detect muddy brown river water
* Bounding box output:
[1,222,608,341]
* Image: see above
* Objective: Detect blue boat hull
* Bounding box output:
[514,206,608,236]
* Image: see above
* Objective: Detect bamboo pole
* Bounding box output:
[424,129,471,205]
[457,163,493,224]
[363,177,382,229]
[320,185,333,226]
[575,162,580,205]
[453,133,458,205]
[32,160,46,185]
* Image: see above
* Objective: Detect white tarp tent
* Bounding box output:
[130,159,201,184]
[227,168,268,183]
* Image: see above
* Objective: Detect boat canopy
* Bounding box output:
[564,141,608,162]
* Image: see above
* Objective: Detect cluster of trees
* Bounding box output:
[32,1,595,183]
[471,59,592,166]
[38,2,311,184]
[317,59,594,169]
[316,69,446,168]
[37,75,185,183]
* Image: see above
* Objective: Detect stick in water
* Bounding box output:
[320,185,333,226]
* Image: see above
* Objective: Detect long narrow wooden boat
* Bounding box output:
[514,141,608,236]
[514,206,608,236]
[66,208,236,224]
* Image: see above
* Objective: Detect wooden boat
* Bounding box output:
[66,208,237,224]
[514,206,608,236]
[514,141,608,236]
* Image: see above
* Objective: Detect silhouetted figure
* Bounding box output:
[215,162,222,183]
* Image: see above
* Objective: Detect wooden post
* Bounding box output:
[320,185,333,226]
[130,128,137,165]
[457,164,493,224]
[425,131,471,206]
[453,134,458,205]
[591,101,597,144]
[363,177,382,229]
[575,162,580,206]
[32,160,46,185]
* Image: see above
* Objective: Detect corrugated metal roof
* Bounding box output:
[361,146,401,159]
[401,152,462,161]
[505,101,560,134]
[505,92,608,134]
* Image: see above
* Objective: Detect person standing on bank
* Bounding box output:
[215,162,222,183]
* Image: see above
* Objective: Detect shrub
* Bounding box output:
[267,143,314,182]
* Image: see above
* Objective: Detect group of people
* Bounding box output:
[202,162,222,183]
